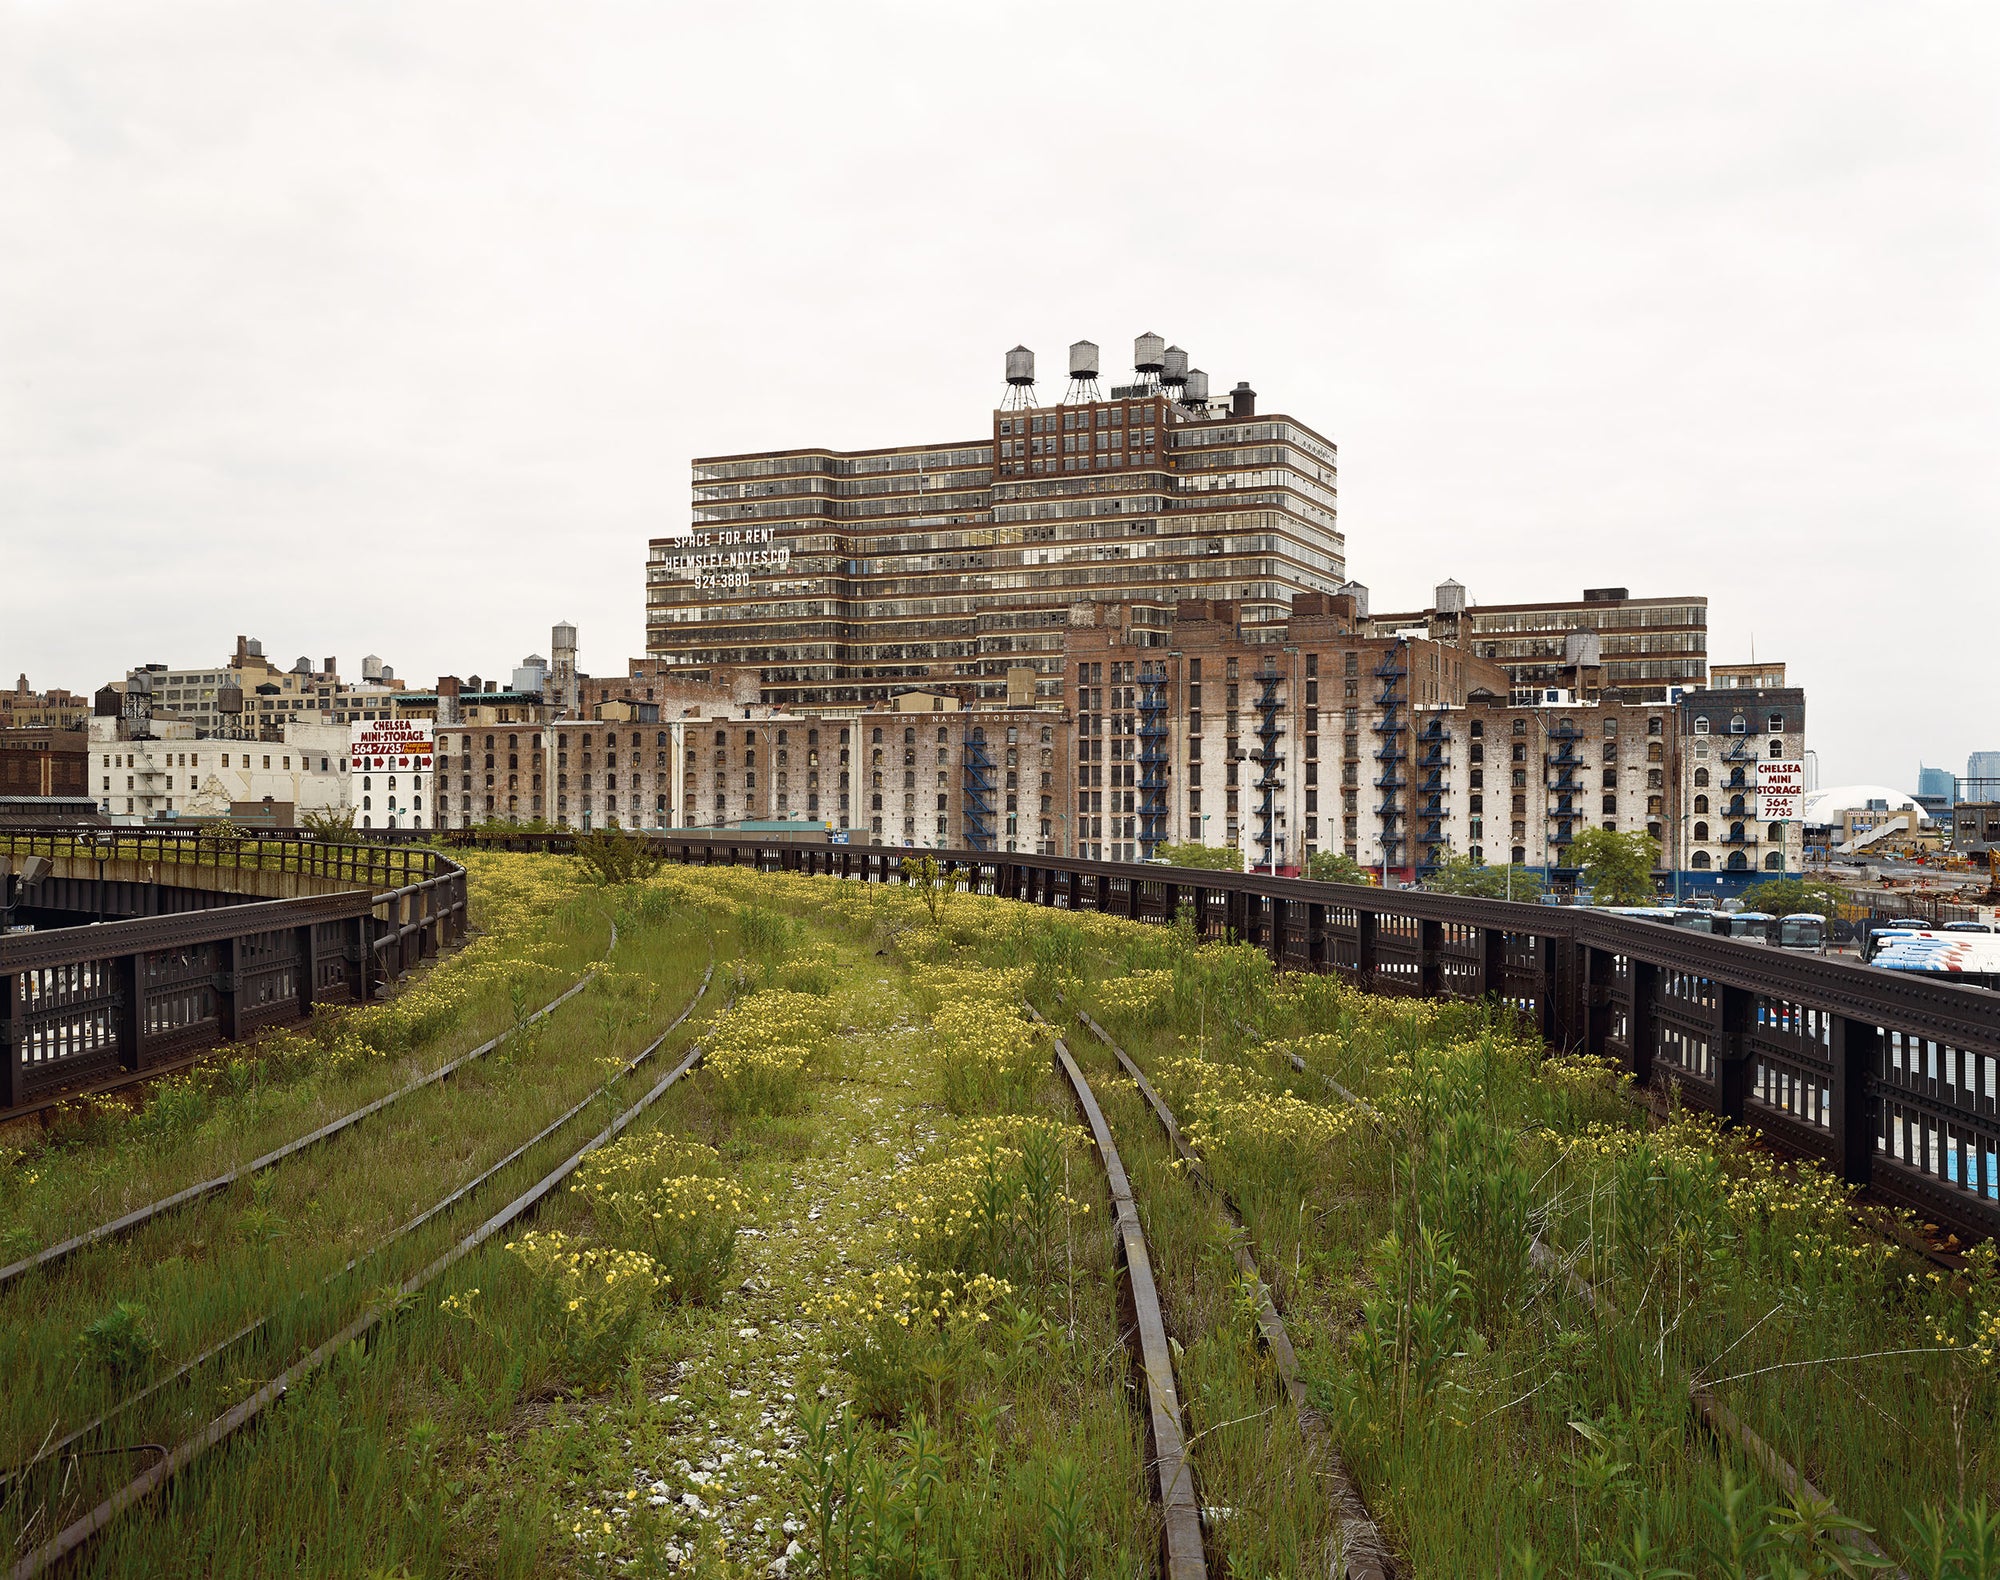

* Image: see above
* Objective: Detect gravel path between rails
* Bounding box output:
[545,988,943,1576]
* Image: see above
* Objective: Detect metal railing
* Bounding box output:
[1,832,469,1113]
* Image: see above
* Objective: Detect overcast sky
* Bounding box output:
[5,3,1994,788]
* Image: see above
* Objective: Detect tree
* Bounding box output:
[298,807,362,843]
[1423,852,1545,901]
[1739,876,1842,919]
[1567,828,1661,906]
[1304,850,1376,886]
[574,829,663,886]
[899,853,953,924]
[1156,841,1244,872]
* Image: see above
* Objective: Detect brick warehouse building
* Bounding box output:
[443,595,1800,890]
[646,335,1346,710]
[436,701,1066,851]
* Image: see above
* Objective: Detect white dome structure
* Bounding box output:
[1802,784,1929,827]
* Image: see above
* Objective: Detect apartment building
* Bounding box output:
[1678,665,1807,878]
[647,335,1345,709]
[0,676,89,731]
[1060,592,1776,885]
[1365,583,1708,702]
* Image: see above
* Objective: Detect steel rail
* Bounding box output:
[7,992,719,1579]
[1031,1006,1207,1580]
[1070,1006,1394,1580]
[3,948,717,1487]
[0,916,621,1293]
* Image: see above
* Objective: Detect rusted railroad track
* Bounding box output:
[3,952,725,1579]
[1072,1005,1395,1580]
[1026,1005,1207,1580]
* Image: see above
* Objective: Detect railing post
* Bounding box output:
[297,924,318,1018]
[1481,926,1508,1002]
[1269,894,1288,967]
[1715,982,1755,1124]
[346,915,372,1002]
[1830,1014,1881,1186]
[216,934,243,1043]
[1538,933,1564,1047]
[1583,946,1614,1061]
[1418,918,1443,998]
[0,972,18,1108]
[1627,960,1658,1086]
[115,953,144,1071]
[1356,909,1379,990]
[1306,902,1328,971]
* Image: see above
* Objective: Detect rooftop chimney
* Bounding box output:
[1230,381,1257,418]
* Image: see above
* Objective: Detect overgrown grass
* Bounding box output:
[17,861,1996,1578]
[0,864,725,1568]
[1079,910,2000,1578]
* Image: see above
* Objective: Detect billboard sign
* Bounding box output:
[653,524,791,592]
[1757,759,1805,822]
[350,719,433,772]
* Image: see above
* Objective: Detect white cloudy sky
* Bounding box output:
[4,2,1994,788]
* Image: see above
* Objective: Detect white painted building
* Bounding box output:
[349,718,434,831]
[89,716,349,825]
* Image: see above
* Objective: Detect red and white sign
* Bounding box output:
[349,719,433,772]
[1757,759,1805,822]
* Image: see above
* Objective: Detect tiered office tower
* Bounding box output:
[646,336,1345,709]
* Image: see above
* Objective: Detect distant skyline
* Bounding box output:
[5,3,1995,789]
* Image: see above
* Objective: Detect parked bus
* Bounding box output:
[1870,932,2000,992]
[1657,909,1826,952]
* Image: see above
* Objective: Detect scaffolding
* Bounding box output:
[963,731,996,851]
[1137,664,1169,856]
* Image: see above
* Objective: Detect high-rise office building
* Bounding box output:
[645,337,1344,710]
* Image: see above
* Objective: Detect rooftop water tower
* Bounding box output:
[1065,339,1101,404]
[1002,345,1037,410]
[1133,332,1165,393]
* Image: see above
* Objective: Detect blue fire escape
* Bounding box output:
[963,731,996,851]
[1372,647,1409,874]
[1252,663,1286,869]
[1137,665,1169,856]
[1416,715,1452,876]
[1546,717,1582,856]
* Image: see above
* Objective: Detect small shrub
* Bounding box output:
[572,1134,751,1304]
[78,1300,160,1378]
[703,989,839,1116]
[503,1229,660,1385]
[927,998,1047,1115]
[820,1265,1016,1422]
[574,831,663,887]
